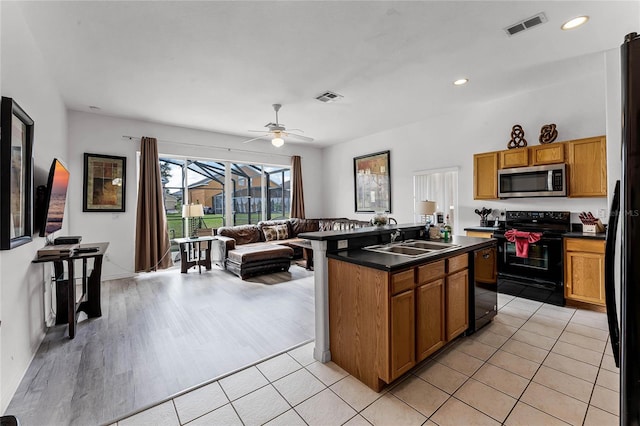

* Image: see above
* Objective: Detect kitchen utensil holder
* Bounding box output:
[583,219,605,234]
[480,219,489,227]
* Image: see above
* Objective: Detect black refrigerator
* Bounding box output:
[605,32,640,425]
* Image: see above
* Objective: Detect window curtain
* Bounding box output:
[135,136,173,272]
[290,155,305,218]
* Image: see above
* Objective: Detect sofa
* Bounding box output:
[216,217,370,279]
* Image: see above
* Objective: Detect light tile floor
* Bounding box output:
[113,295,619,425]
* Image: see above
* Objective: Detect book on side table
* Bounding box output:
[37,243,79,259]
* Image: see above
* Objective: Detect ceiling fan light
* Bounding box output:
[271,137,284,147]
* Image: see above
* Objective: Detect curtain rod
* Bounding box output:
[122,135,296,159]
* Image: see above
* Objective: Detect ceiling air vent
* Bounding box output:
[315,91,344,103]
[504,12,547,36]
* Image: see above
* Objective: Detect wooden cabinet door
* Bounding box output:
[531,144,565,165]
[445,269,469,340]
[499,148,528,168]
[567,136,607,197]
[390,290,415,380]
[416,279,445,362]
[564,239,606,306]
[474,152,499,199]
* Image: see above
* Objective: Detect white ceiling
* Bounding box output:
[15,1,640,147]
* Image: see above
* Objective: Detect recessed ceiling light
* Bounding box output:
[453,78,469,86]
[561,16,589,30]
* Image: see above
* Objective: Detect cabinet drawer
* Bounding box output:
[391,269,415,294]
[417,260,445,284]
[565,238,605,254]
[447,254,468,273]
[500,148,528,168]
[465,231,493,238]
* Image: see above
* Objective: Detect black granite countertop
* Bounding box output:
[463,226,502,232]
[299,223,424,241]
[563,232,606,240]
[327,235,496,272]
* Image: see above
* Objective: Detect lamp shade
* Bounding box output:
[271,137,284,147]
[417,201,437,215]
[182,204,204,218]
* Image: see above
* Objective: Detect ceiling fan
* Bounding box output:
[243,104,314,147]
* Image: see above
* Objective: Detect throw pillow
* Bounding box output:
[275,224,289,240]
[263,226,279,241]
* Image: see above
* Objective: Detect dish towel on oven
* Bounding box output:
[504,229,542,258]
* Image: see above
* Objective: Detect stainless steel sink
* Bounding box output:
[363,244,433,257]
[402,240,461,250]
[363,239,460,257]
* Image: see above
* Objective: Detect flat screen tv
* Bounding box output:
[39,159,70,237]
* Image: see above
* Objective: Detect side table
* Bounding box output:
[32,242,109,339]
[289,239,314,270]
[174,236,215,273]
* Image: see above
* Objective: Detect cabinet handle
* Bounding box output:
[483,253,491,259]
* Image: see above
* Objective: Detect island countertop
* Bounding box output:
[298,223,424,241]
[327,235,495,272]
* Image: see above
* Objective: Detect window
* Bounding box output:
[158,156,290,236]
[414,168,459,232]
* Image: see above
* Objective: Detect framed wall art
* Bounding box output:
[353,150,391,213]
[0,97,34,250]
[83,153,126,212]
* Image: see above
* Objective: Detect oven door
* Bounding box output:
[495,233,565,305]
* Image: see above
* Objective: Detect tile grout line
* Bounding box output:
[498,301,578,425]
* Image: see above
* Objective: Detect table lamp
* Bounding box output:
[417,200,437,227]
[182,203,205,238]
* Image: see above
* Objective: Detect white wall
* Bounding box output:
[0,2,69,413]
[67,111,325,279]
[323,53,610,233]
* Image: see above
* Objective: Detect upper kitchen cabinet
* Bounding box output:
[499,148,528,169]
[567,136,607,197]
[474,152,499,199]
[531,144,565,165]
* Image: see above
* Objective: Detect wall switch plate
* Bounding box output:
[598,208,606,218]
[337,240,348,249]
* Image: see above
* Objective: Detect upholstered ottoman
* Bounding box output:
[225,244,294,279]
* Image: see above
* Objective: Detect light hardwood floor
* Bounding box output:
[6,264,315,426]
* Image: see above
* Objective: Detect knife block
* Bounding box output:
[583,219,605,234]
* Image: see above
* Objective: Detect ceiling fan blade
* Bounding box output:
[284,132,314,142]
[248,129,272,133]
[242,134,270,144]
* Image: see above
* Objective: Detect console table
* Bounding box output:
[174,236,215,273]
[32,242,109,339]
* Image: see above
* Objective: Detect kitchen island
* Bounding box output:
[299,225,496,391]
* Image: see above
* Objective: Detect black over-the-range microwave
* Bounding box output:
[497,163,567,198]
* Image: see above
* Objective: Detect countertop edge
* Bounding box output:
[327,238,496,272]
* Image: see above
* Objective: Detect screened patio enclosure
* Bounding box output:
[159,157,291,243]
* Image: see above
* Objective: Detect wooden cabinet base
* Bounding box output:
[565,299,606,313]
[328,251,471,392]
